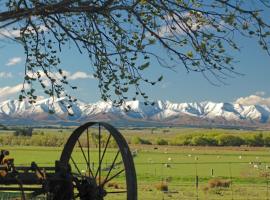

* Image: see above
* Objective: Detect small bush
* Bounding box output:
[132,137,152,145]
[13,128,33,137]
[192,136,218,146]
[156,138,168,145]
[245,134,264,147]
[208,179,231,188]
[217,135,244,146]
[264,136,270,147]
[169,134,193,146]
[155,182,168,191]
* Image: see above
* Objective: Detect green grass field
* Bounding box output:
[1,145,270,200]
[1,127,270,199]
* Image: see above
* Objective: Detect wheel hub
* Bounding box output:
[77,177,107,200]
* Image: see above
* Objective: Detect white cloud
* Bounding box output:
[255,91,265,96]
[25,70,93,89]
[5,57,22,66]
[155,12,211,37]
[0,83,29,101]
[68,71,94,80]
[0,25,48,39]
[0,72,12,78]
[235,95,270,106]
[0,28,20,38]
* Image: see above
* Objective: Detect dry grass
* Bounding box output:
[259,171,270,178]
[107,182,121,189]
[155,182,168,191]
[208,178,231,188]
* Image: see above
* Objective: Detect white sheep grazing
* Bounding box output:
[254,164,259,169]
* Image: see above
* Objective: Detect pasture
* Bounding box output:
[0,127,270,199]
[1,145,270,199]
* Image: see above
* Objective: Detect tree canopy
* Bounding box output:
[0,0,270,109]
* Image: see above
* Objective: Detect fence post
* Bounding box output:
[267,179,269,200]
[196,175,199,200]
[195,161,199,200]
[229,162,234,200]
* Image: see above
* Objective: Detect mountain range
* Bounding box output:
[0,98,269,128]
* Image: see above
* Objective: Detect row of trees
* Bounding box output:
[0,130,115,147]
[131,133,270,147]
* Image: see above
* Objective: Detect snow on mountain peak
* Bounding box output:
[0,98,269,125]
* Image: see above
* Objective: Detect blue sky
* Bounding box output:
[0,22,269,105]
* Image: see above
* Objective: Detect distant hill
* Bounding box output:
[0,98,269,129]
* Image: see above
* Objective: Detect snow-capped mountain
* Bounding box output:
[0,98,270,128]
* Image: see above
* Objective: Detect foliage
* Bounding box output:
[217,134,245,146]
[0,1,270,107]
[132,136,152,145]
[156,138,168,145]
[13,128,33,137]
[191,136,218,146]
[264,136,270,147]
[245,134,264,147]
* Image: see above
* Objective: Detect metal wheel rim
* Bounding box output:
[59,122,137,200]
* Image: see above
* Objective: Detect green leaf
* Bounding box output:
[158,75,163,82]
[187,51,194,58]
[138,62,150,70]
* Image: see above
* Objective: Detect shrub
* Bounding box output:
[155,182,168,191]
[245,134,264,147]
[13,128,33,137]
[192,136,218,146]
[217,135,244,146]
[208,179,231,188]
[156,138,168,145]
[132,137,152,145]
[170,135,192,146]
[264,136,270,147]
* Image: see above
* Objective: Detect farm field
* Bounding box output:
[0,145,270,199]
[0,127,270,199]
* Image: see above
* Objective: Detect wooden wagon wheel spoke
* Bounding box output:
[58,122,137,200]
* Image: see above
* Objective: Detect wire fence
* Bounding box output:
[0,161,269,199]
[134,161,270,200]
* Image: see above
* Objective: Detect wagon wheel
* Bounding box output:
[58,122,137,200]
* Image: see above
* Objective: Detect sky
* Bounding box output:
[0,10,270,106]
